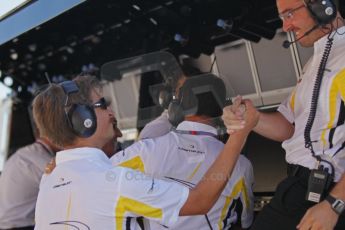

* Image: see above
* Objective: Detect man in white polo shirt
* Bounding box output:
[112,74,254,229]
[32,74,257,229]
[139,63,201,140]
[222,0,345,229]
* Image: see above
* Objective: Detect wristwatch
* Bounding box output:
[325,195,345,215]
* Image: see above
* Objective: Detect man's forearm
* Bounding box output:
[296,173,345,229]
[330,173,345,200]
[254,111,294,142]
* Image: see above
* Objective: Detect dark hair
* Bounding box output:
[195,92,223,118]
[181,64,202,77]
[179,74,226,119]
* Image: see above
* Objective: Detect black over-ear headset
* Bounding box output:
[305,0,337,25]
[168,74,226,127]
[158,78,174,110]
[167,94,186,127]
[159,64,202,110]
[167,76,199,127]
[60,81,97,138]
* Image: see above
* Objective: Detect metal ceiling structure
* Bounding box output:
[0,0,281,92]
[0,0,343,97]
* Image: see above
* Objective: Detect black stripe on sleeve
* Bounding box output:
[329,101,345,149]
[126,217,132,230]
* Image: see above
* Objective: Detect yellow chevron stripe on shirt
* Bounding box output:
[65,193,72,230]
[335,68,345,101]
[118,156,145,173]
[115,196,163,230]
[321,68,345,146]
[218,177,249,229]
[187,162,202,180]
[290,89,296,113]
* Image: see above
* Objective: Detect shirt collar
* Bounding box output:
[176,121,218,135]
[36,139,55,157]
[314,26,345,55]
[56,147,110,165]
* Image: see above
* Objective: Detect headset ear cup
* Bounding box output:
[68,104,97,137]
[159,89,173,110]
[306,0,336,25]
[168,99,184,127]
[180,87,198,115]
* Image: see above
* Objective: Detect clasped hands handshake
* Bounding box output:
[221,95,260,135]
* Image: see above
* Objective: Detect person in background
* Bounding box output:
[112,74,254,229]
[0,134,59,230]
[139,63,202,139]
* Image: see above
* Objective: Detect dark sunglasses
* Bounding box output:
[93,97,111,110]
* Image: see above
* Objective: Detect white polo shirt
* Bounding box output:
[112,121,254,229]
[34,147,188,230]
[278,26,345,181]
[139,110,172,140]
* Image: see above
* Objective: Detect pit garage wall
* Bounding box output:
[0,97,13,172]
[193,30,313,108]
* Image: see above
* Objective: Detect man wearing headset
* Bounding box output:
[139,64,201,139]
[222,0,345,229]
[112,74,254,229]
[33,74,257,229]
[0,87,120,230]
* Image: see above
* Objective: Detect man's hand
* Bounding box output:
[45,158,56,174]
[222,96,259,134]
[297,200,339,230]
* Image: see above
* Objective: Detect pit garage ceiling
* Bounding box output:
[0,0,343,91]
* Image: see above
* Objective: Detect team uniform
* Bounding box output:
[0,140,54,230]
[139,110,172,140]
[251,27,345,229]
[112,121,254,229]
[279,26,345,181]
[34,147,189,230]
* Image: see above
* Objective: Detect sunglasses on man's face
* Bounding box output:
[93,97,111,110]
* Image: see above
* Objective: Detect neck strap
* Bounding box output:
[173,129,218,138]
[36,139,55,157]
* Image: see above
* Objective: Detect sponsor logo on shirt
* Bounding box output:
[178,146,205,155]
[53,178,72,189]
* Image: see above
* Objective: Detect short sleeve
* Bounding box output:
[139,111,172,139]
[111,139,156,173]
[116,167,189,227]
[335,68,345,101]
[277,92,295,124]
